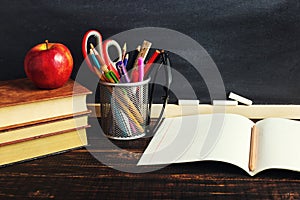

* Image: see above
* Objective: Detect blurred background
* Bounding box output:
[1,0,299,104]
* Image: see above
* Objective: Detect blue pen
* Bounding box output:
[116,61,123,78]
[119,62,131,83]
[121,63,130,83]
[123,53,129,68]
[89,49,101,69]
[116,61,131,83]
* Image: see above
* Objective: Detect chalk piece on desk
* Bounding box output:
[178,99,200,106]
[213,100,238,106]
[228,92,253,106]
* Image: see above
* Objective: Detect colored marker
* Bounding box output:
[138,57,144,82]
[101,65,119,83]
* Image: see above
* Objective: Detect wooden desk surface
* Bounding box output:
[1,118,300,199]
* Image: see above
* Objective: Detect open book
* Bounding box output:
[138,113,300,176]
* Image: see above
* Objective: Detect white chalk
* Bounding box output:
[213,100,238,106]
[178,99,200,106]
[228,92,253,106]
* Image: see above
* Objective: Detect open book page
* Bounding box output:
[201,114,254,174]
[138,114,211,165]
[255,118,300,175]
[138,114,254,174]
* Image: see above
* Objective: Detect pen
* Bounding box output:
[123,53,129,68]
[116,61,131,83]
[116,61,123,78]
[118,61,131,83]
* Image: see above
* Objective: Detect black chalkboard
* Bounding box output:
[1,0,299,104]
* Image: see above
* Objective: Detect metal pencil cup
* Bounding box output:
[99,78,150,140]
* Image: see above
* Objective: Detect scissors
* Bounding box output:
[82,30,122,75]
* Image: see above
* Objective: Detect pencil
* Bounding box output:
[115,89,144,124]
[144,49,160,77]
[90,43,106,66]
[89,49,101,69]
[249,125,259,172]
[115,96,144,133]
[93,66,107,82]
[122,43,127,61]
[91,42,119,77]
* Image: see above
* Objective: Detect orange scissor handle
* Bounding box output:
[82,30,102,73]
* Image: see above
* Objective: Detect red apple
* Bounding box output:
[24,40,73,89]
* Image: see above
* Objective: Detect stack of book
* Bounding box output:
[0,78,91,166]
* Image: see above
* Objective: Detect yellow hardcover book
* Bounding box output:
[0,127,89,166]
[0,115,88,144]
[0,78,92,131]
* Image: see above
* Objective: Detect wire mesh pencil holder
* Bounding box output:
[99,78,150,140]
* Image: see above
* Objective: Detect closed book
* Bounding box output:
[0,78,92,131]
[0,115,89,145]
[0,126,89,166]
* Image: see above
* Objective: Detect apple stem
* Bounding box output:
[45,40,49,50]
